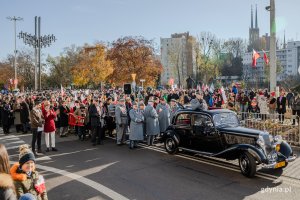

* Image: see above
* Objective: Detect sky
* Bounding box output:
[1,0,299,60]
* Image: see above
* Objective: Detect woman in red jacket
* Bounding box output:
[42,101,58,152]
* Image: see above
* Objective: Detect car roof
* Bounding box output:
[176,108,234,116]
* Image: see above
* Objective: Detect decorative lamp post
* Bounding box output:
[7,16,23,89]
[18,16,56,91]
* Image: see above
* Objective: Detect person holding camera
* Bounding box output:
[42,101,57,152]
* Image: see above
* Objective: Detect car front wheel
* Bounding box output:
[164,137,178,154]
[239,152,257,178]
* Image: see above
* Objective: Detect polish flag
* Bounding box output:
[252,49,260,67]
[263,50,269,65]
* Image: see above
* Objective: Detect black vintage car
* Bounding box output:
[160,108,297,177]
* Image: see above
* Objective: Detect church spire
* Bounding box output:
[251,5,253,28]
[283,30,286,49]
[255,4,258,28]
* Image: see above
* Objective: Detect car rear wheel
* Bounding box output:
[239,152,257,178]
[165,137,178,154]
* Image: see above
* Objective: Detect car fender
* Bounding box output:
[214,144,267,164]
[279,141,293,158]
[163,129,180,145]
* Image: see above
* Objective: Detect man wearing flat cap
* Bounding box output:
[144,100,160,146]
[115,98,128,145]
[156,98,170,133]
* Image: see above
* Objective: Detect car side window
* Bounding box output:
[193,114,211,128]
[176,113,191,126]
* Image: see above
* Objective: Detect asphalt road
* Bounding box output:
[1,130,300,200]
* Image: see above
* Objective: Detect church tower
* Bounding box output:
[248,5,260,51]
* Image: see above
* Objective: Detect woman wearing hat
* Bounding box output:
[268,92,277,118]
[128,102,144,149]
[10,144,48,200]
[0,144,17,200]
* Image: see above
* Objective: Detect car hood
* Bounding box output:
[217,126,263,137]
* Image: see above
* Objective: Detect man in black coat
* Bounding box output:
[1,98,13,134]
[20,97,30,133]
[277,91,287,123]
[89,98,103,145]
[59,100,70,137]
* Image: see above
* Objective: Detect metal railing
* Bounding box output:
[236,111,300,146]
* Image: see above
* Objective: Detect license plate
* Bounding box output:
[275,161,286,168]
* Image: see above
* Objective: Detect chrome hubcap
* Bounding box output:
[240,156,249,173]
[166,139,175,151]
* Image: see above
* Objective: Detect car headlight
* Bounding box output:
[267,152,278,161]
[269,134,274,143]
[257,135,265,148]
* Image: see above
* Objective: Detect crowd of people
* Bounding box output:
[1,86,300,200]
[0,87,300,151]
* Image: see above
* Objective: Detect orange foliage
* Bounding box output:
[71,44,113,86]
[0,63,14,86]
[107,37,162,87]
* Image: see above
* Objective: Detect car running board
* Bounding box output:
[180,148,214,156]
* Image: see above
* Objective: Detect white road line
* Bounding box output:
[37,163,130,200]
[138,144,300,188]
[3,138,20,141]
[7,140,24,144]
[6,145,25,150]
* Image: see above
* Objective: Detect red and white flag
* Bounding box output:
[252,49,260,67]
[262,50,269,65]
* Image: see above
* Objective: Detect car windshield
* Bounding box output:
[213,112,239,128]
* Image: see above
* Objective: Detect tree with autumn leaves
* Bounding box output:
[56,37,162,88]
[71,43,113,87]
[0,36,162,90]
[107,36,162,87]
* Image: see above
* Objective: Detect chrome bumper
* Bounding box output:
[261,154,297,169]
[286,154,297,162]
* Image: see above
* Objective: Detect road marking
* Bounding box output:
[9,148,97,158]
[85,158,102,162]
[37,162,130,200]
[0,135,27,150]
[138,143,300,188]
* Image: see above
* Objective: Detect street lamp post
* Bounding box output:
[266,0,276,92]
[7,16,23,89]
[18,16,56,91]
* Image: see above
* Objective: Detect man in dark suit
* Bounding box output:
[89,98,102,146]
[277,91,287,123]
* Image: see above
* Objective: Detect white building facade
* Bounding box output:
[242,41,300,87]
[160,32,196,87]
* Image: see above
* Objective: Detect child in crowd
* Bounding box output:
[10,144,48,200]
